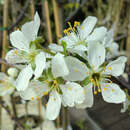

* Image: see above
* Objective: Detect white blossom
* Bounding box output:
[5,12,46,91]
[20,53,85,120]
[0,72,15,96]
[65,42,126,108]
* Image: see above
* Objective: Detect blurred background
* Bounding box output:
[0,0,130,130]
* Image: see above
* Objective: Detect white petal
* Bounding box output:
[34,52,46,79]
[16,65,33,91]
[0,72,8,81]
[86,27,107,42]
[10,30,29,52]
[46,91,61,120]
[64,56,89,81]
[19,80,49,100]
[52,53,69,78]
[79,16,97,40]
[76,83,94,109]
[42,120,57,130]
[49,43,63,52]
[0,84,14,96]
[121,98,130,113]
[104,56,127,76]
[21,12,40,42]
[5,49,27,64]
[60,82,85,107]
[101,83,126,103]
[88,42,105,70]
[103,29,114,47]
[106,42,119,59]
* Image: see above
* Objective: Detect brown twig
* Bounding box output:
[42,0,53,43]
[65,0,87,24]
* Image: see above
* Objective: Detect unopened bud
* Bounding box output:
[7,68,19,78]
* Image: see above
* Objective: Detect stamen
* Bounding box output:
[53,80,57,85]
[94,91,97,95]
[86,72,89,75]
[104,88,108,91]
[53,97,56,101]
[90,78,94,82]
[105,84,109,87]
[31,97,34,100]
[36,96,40,100]
[98,89,101,92]
[110,81,113,84]
[108,66,112,70]
[43,92,48,96]
[112,89,115,92]
[14,50,18,55]
[74,21,80,27]
[74,69,79,72]
[68,87,72,91]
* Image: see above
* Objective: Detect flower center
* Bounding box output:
[90,72,102,94]
[44,79,62,95]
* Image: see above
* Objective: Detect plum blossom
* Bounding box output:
[49,16,107,57]
[64,42,126,108]
[0,72,16,96]
[19,53,85,120]
[5,12,46,91]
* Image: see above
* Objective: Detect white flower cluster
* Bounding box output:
[1,12,127,120]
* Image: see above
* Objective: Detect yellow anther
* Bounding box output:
[64,29,67,34]
[36,96,40,100]
[108,66,112,70]
[53,97,56,101]
[53,80,57,85]
[112,89,115,92]
[14,50,18,55]
[74,69,79,72]
[43,92,48,96]
[86,72,89,75]
[74,21,80,27]
[110,81,113,84]
[31,97,34,100]
[104,88,108,91]
[105,84,109,87]
[68,87,72,91]
[98,89,101,92]
[94,91,97,95]
[91,78,94,82]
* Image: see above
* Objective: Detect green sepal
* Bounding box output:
[81,77,90,86]
[56,87,63,95]
[38,70,48,82]
[47,68,54,80]
[56,77,64,84]
[61,40,67,56]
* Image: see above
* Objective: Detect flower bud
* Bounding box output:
[7,67,19,78]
